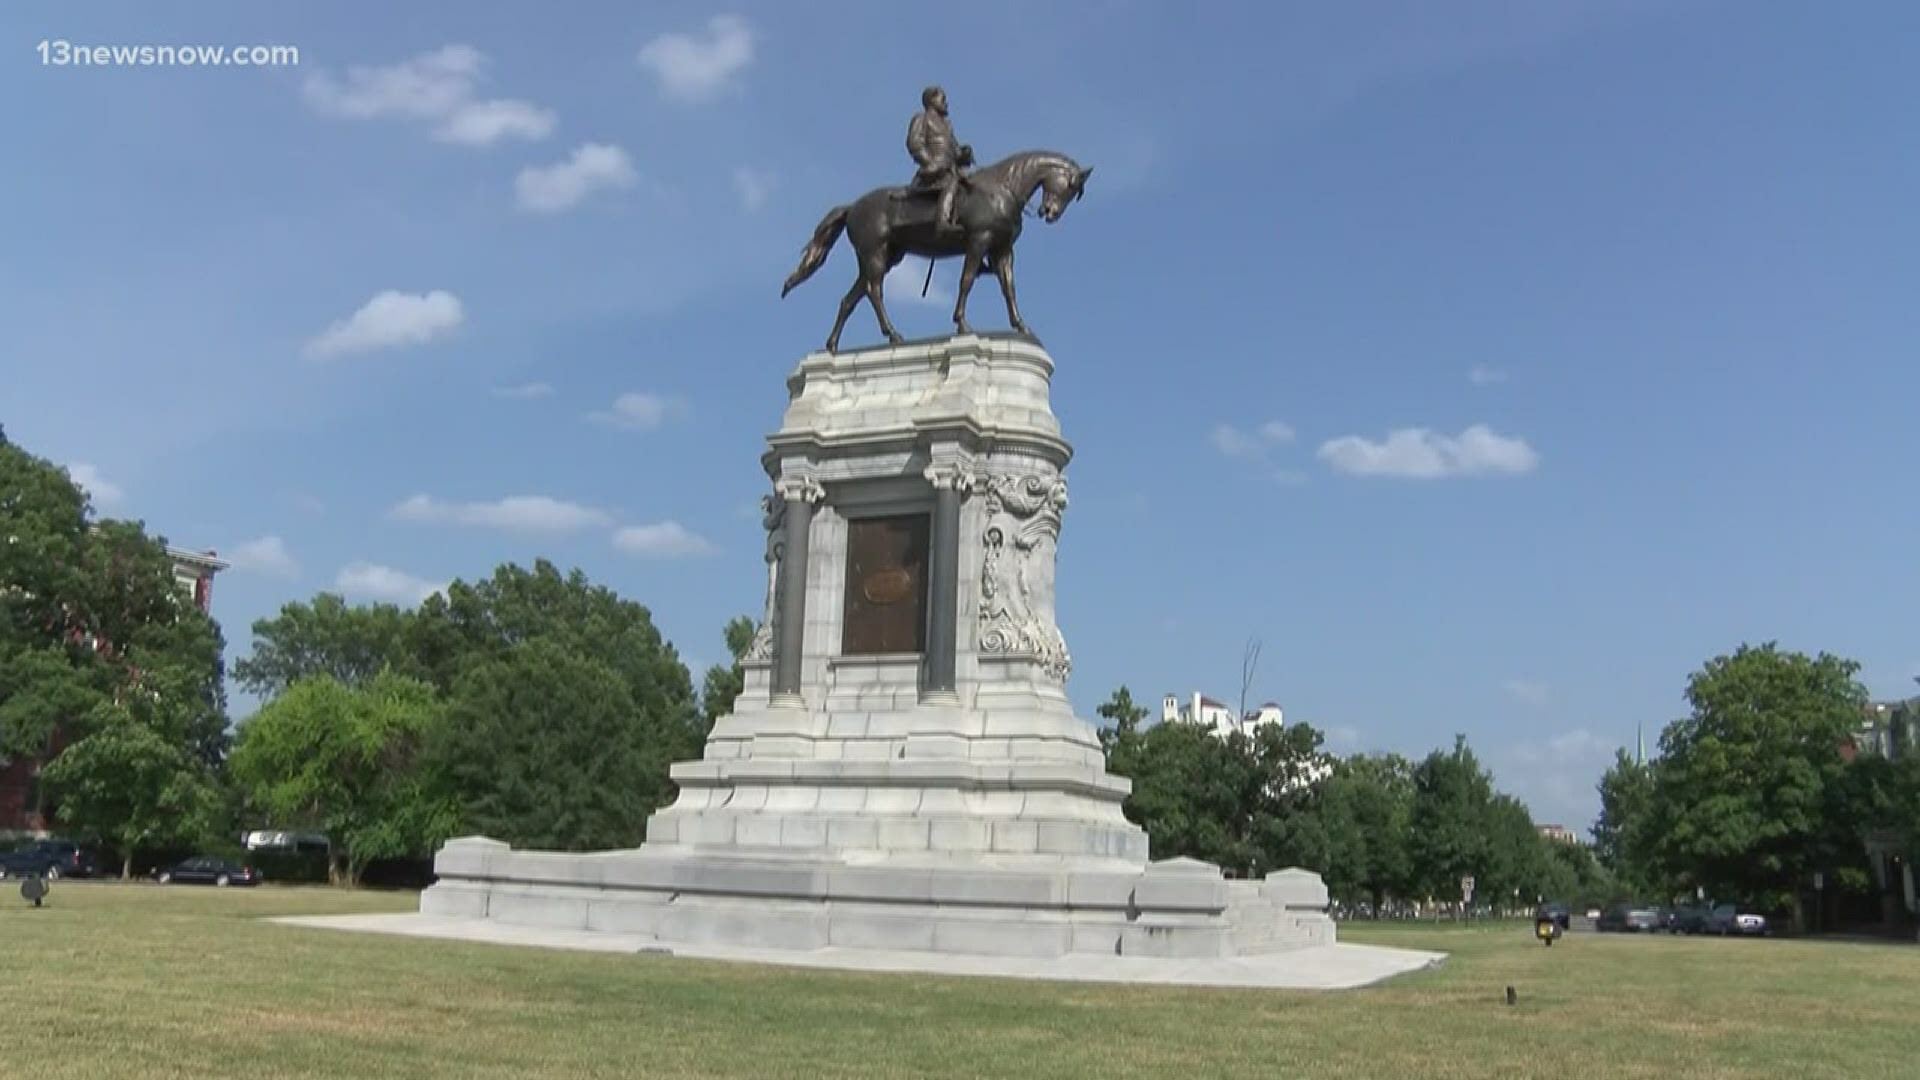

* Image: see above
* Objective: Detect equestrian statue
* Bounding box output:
[781,85,1093,353]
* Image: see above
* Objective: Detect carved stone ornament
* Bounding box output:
[974,472,1072,679]
[744,493,786,662]
[922,462,977,493]
[773,475,827,504]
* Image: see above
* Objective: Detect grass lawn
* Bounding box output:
[1,883,1913,1078]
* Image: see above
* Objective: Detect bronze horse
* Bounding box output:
[781,150,1092,352]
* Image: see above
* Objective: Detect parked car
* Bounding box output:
[0,839,101,880]
[1596,903,1664,932]
[154,856,262,887]
[1535,902,1571,930]
[1703,903,1767,936]
[1669,904,1712,934]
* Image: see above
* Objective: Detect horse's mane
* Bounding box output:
[974,149,1079,180]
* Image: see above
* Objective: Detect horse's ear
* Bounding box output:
[1075,166,1093,200]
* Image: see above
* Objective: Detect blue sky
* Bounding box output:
[5,1,1916,831]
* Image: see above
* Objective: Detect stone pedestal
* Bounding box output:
[420,334,1336,960]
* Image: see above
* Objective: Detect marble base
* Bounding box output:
[419,838,1335,960]
[411,334,1345,968]
[277,913,1444,990]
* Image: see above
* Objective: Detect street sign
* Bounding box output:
[1813,872,1824,891]
[1461,875,1475,902]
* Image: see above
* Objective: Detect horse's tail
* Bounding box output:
[781,204,850,297]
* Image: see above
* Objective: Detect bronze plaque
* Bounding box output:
[842,513,930,655]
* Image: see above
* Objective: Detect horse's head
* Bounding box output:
[1037,159,1093,223]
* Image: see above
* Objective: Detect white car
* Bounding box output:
[1705,903,1768,936]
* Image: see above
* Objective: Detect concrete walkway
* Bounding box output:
[273,913,1446,990]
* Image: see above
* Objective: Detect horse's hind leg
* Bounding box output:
[825,274,865,353]
[863,252,905,346]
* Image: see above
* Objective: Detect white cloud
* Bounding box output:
[1210,424,1258,457]
[613,521,715,557]
[515,143,637,213]
[1468,364,1508,385]
[66,463,123,508]
[733,167,773,210]
[435,98,556,146]
[1211,420,1296,458]
[334,562,444,605]
[637,15,755,102]
[226,536,299,578]
[884,260,950,306]
[1502,679,1550,707]
[1324,724,1364,751]
[304,290,464,359]
[389,494,611,535]
[1492,726,1620,832]
[303,44,554,147]
[589,391,688,430]
[490,382,553,400]
[1317,424,1538,478]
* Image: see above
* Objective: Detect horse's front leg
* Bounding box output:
[991,243,1030,337]
[952,235,989,336]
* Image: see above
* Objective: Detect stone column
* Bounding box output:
[770,475,824,706]
[921,464,970,702]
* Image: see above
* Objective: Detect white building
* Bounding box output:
[1161,692,1285,741]
[1160,691,1333,792]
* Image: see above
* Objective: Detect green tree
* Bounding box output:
[1308,753,1415,913]
[1648,642,1866,924]
[1480,793,1551,911]
[0,432,95,652]
[233,593,421,698]
[3,435,231,832]
[428,639,671,851]
[413,561,701,764]
[1408,735,1496,902]
[115,601,232,767]
[1593,748,1656,894]
[1107,718,1262,872]
[42,700,226,879]
[1102,695,1330,878]
[229,670,455,885]
[1095,685,1150,758]
[698,615,757,730]
[0,646,106,763]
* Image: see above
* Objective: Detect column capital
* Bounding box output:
[774,475,827,505]
[922,462,978,493]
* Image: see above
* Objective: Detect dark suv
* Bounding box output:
[0,839,101,880]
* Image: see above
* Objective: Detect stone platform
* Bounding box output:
[404,333,1390,973]
[276,913,1446,990]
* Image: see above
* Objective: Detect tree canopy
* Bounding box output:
[1648,643,1865,913]
[2,435,232,862]
[429,638,669,850]
[230,669,455,885]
